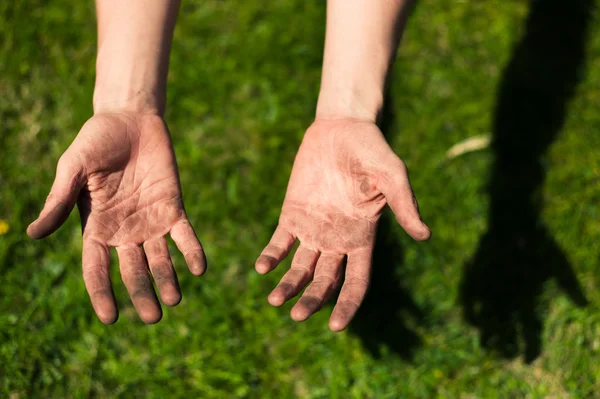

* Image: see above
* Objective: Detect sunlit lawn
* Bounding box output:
[2,0,600,397]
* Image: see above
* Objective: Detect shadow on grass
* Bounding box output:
[349,213,424,361]
[460,0,592,363]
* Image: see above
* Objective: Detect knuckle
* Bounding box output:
[256,254,277,267]
[183,251,204,266]
[82,267,111,286]
[299,295,322,309]
[181,238,202,252]
[125,270,152,287]
[344,276,370,289]
[57,153,83,178]
[144,239,164,255]
[151,265,174,282]
[314,275,337,287]
[265,243,287,257]
[337,297,362,309]
[396,158,408,174]
[131,282,154,300]
[122,248,144,265]
[90,288,114,300]
[290,263,313,276]
[275,282,294,295]
[56,154,72,170]
[149,254,172,266]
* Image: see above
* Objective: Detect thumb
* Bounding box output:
[377,156,431,241]
[27,154,86,239]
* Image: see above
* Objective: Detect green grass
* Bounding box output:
[2,0,600,397]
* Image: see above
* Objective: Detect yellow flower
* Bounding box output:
[0,220,9,235]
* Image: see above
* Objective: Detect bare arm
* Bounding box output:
[93,0,180,115]
[317,0,412,122]
[256,0,428,332]
[28,0,206,325]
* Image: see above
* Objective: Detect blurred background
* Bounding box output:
[2,0,600,397]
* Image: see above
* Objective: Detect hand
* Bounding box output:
[256,119,430,331]
[27,113,206,324]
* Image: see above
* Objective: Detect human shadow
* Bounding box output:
[348,89,425,361]
[459,0,592,363]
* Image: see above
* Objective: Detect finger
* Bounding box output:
[116,245,162,324]
[170,219,207,276]
[27,154,86,239]
[82,238,118,324]
[144,237,181,307]
[329,248,372,332]
[255,226,296,274]
[291,253,345,322]
[377,157,431,241]
[268,245,319,307]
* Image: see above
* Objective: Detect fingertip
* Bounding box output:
[291,296,322,322]
[30,202,73,240]
[415,224,432,241]
[96,309,118,325]
[145,237,182,307]
[99,316,118,325]
[268,291,285,307]
[139,308,163,325]
[255,260,269,275]
[26,222,38,239]
[255,257,273,274]
[187,253,207,276]
[161,290,182,307]
[328,317,347,332]
[170,219,207,276]
[190,267,206,277]
[397,215,432,242]
[255,266,269,275]
[328,299,361,332]
[27,219,48,240]
[290,304,310,322]
[255,254,281,275]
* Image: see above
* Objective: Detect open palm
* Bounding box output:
[256,120,430,331]
[28,113,205,324]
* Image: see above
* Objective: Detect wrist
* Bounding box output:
[93,87,164,116]
[315,86,383,123]
[93,57,166,116]
[92,35,169,116]
[93,0,178,117]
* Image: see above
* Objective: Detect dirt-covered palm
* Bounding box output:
[256,119,430,331]
[28,113,206,324]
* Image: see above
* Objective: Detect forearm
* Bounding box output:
[316,0,413,122]
[93,0,180,116]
